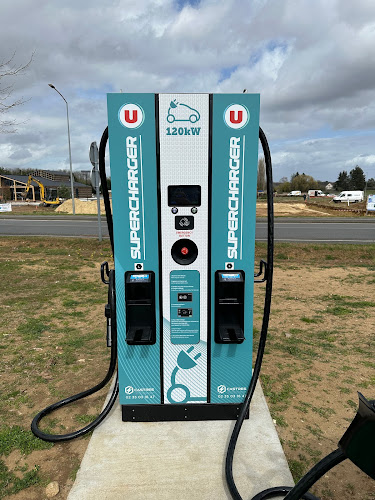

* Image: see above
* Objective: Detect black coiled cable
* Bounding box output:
[252,449,346,500]
[225,126,275,497]
[31,128,119,442]
[99,127,113,252]
[225,128,347,500]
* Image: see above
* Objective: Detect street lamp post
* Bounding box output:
[48,84,75,215]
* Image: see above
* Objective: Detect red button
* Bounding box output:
[181,247,189,255]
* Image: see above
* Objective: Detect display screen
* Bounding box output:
[129,274,150,282]
[168,185,201,207]
[220,273,242,281]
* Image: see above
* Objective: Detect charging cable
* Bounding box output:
[225,128,347,500]
[31,128,118,442]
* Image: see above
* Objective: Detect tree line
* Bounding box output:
[262,164,375,194]
[276,172,320,194]
[334,166,374,191]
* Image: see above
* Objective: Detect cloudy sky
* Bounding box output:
[0,0,374,182]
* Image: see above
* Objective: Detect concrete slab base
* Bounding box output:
[68,383,293,500]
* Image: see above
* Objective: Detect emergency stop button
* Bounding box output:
[171,239,198,265]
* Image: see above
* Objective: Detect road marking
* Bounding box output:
[257,223,374,226]
[0,234,110,239]
[256,238,375,243]
[0,219,93,223]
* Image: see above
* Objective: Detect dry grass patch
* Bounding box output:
[0,239,374,499]
[254,243,375,500]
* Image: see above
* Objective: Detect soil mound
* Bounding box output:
[257,202,328,217]
[55,199,112,215]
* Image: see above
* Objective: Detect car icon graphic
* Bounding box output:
[167,100,200,123]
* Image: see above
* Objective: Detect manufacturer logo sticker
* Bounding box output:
[224,104,249,129]
[175,215,194,230]
[118,103,144,129]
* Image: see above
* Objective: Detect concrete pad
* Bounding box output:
[68,384,293,500]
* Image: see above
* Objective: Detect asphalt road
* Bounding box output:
[0,215,374,243]
[256,218,375,243]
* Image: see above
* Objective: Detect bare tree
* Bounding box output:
[0,52,33,133]
[257,157,266,191]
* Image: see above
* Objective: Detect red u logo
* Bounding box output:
[124,109,138,123]
[230,110,243,124]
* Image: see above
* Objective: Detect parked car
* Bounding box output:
[308,190,325,197]
[332,191,364,203]
[287,191,302,196]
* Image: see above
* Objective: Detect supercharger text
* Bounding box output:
[126,136,142,260]
[228,137,241,259]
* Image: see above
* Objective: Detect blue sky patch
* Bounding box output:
[218,65,239,83]
[249,39,290,67]
[175,0,200,11]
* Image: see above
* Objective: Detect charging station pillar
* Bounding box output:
[107,93,259,421]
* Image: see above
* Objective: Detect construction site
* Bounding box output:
[0,169,91,203]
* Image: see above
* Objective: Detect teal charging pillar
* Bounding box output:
[107,93,260,421]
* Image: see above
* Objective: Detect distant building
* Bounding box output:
[0,170,92,201]
[32,169,71,183]
[325,182,334,190]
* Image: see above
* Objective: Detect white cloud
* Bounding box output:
[345,154,375,170]
[271,133,375,181]
[0,0,374,182]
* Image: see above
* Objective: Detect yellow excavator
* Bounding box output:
[22,175,61,206]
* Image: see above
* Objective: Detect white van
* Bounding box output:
[333,191,364,203]
[308,190,325,197]
[287,191,302,196]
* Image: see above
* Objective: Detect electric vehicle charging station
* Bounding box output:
[32,92,375,500]
[107,93,259,421]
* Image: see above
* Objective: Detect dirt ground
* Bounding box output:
[253,243,375,500]
[55,199,112,214]
[0,239,374,499]
[57,199,326,217]
[256,269,374,499]
[4,198,369,217]
[257,201,329,217]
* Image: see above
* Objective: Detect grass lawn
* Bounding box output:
[0,237,374,499]
[255,242,375,500]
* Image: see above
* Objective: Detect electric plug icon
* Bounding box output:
[167,347,205,404]
[177,346,201,370]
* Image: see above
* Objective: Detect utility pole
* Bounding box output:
[48,84,76,215]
